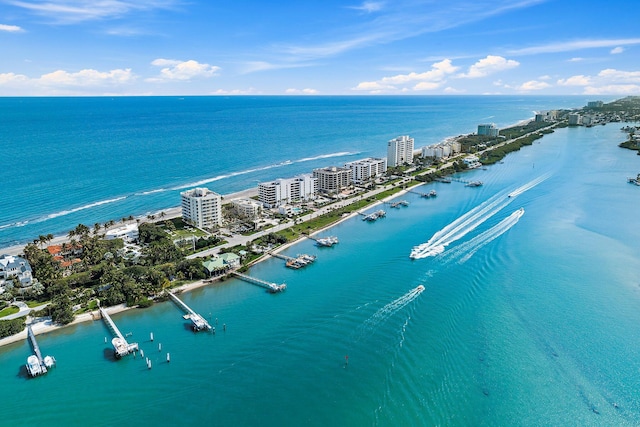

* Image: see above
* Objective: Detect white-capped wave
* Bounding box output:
[34,196,128,223]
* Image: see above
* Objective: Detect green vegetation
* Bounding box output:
[0,318,26,339]
[480,133,544,165]
[0,306,19,317]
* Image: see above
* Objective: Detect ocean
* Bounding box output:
[2,97,640,426]
[1,95,588,248]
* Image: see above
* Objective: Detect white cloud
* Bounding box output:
[516,80,551,91]
[584,84,640,95]
[212,88,259,95]
[39,68,134,86]
[610,46,624,54]
[148,59,220,82]
[0,23,23,32]
[285,88,319,94]
[7,0,181,24]
[443,86,465,94]
[353,59,458,93]
[598,68,640,83]
[459,55,519,78]
[0,72,29,84]
[568,57,584,62]
[557,75,591,86]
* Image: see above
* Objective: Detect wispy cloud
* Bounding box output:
[147,59,220,82]
[274,0,546,64]
[39,68,135,86]
[516,80,551,91]
[6,0,181,24]
[610,46,624,54]
[556,68,640,95]
[0,23,24,32]
[239,61,315,74]
[347,1,384,13]
[508,38,640,55]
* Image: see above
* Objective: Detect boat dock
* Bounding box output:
[25,325,55,377]
[448,177,483,186]
[387,200,409,208]
[408,189,437,198]
[99,307,138,358]
[309,236,339,247]
[360,210,386,221]
[232,271,286,293]
[270,252,317,269]
[167,291,212,332]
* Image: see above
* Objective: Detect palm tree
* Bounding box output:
[46,233,54,245]
[93,223,101,236]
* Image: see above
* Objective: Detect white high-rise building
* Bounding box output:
[344,158,387,184]
[258,174,317,208]
[180,187,223,229]
[387,135,415,167]
[313,166,352,193]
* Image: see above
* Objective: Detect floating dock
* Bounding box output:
[167,291,212,331]
[232,272,286,293]
[360,210,386,222]
[99,307,138,358]
[25,325,55,377]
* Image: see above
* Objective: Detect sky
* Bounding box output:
[1,0,639,96]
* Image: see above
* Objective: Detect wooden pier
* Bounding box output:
[167,291,212,331]
[408,189,437,198]
[25,325,55,377]
[99,307,138,358]
[232,271,286,293]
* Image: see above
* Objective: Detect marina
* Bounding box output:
[99,307,139,358]
[25,325,55,377]
[167,291,212,331]
[232,271,287,293]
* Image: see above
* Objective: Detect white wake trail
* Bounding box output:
[441,208,525,264]
[508,172,551,198]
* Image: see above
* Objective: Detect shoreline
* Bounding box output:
[0,186,390,349]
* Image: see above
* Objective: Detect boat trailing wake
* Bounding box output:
[410,192,513,259]
[507,172,551,198]
[351,285,424,342]
[410,174,549,260]
[439,208,524,264]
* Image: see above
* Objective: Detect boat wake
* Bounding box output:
[410,192,513,259]
[410,174,548,260]
[352,285,425,342]
[439,208,524,264]
[507,172,551,198]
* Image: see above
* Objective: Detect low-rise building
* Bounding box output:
[203,252,241,275]
[344,157,387,184]
[104,224,139,242]
[0,254,33,289]
[232,199,263,220]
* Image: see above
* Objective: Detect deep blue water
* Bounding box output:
[1,95,592,247]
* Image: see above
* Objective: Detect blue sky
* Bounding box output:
[1,0,639,96]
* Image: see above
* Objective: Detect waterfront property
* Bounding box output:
[232,198,263,220]
[203,252,241,276]
[312,166,353,194]
[387,135,415,166]
[104,223,139,243]
[344,157,387,184]
[258,174,317,208]
[0,254,33,292]
[181,187,223,229]
[477,123,500,137]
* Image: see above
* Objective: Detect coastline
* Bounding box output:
[0,185,389,349]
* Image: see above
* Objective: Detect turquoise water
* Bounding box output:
[0,95,591,247]
[2,123,640,426]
